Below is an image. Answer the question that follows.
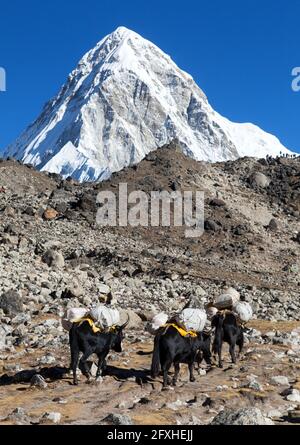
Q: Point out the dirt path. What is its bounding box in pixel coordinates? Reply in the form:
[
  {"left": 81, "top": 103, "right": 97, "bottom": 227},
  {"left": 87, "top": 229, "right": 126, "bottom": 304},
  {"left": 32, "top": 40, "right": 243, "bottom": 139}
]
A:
[{"left": 0, "top": 321, "right": 299, "bottom": 425}]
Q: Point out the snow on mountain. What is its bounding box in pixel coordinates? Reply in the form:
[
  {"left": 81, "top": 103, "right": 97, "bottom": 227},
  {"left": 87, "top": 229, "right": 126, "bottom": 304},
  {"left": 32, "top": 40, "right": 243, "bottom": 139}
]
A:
[{"left": 3, "top": 26, "right": 294, "bottom": 182}]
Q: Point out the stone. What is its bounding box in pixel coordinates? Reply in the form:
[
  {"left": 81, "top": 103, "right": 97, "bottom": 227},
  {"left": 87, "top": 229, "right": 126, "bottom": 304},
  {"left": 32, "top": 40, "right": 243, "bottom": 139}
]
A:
[
  {"left": 211, "top": 408, "right": 274, "bottom": 425},
  {"left": 42, "top": 250, "right": 65, "bottom": 269},
  {"left": 205, "top": 219, "right": 220, "bottom": 232},
  {"left": 42, "top": 412, "right": 62, "bottom": 424},
  {"left": 270, "top": 376, "right": 289, "bottom": 386},
  {"left": 98, "top": 283, "right": 111, "bottom": 295},
  {"left": 39, "top": 354, "right": 56, "bottom": 365},
  {"left": 288, "top": 410, "right": 300, "bottom": 422},
  {"left": 209, "top": 198, "right": 226, "bottom": 207},
  {"left": 0, "top": 290, "right": 24, "bottom": 316},
  {"left": 119, "top": 309, "right": 143, "bottom": 330},
  {"left": 268, "top": 219, "right": 278, "bottom": 232},
  {"left": 31, "top": 374, "right": 48, "bottom": 389},
  {"left": 250, "top": 172, "right": 270, "bottom": 188},
  {"left": 7, "top": 407, "right": 28, "bottom": 422},
  {"left": 286, "top": 389, "right": 300, "bottom": 403},
  {"left": 43, "top": 208, "right": 59, "bottom": 220},
  {"left": 104, "top": 413, "right": 133, "bottom": 426}
]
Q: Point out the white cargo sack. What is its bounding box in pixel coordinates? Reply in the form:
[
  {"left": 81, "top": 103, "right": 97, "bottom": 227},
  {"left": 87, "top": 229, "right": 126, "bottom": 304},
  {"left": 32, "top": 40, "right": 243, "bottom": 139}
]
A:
[
  {"left": 88, "top": 305, "right": 120, "bottom": 329},
  {"left": 214, "top": 289, "right": 240, "bottom": 310},
  {"left": 152, "top": 313, "right": 169, "bottom": 331},
  {"left": 233, "top": 302, "right": 253, "bottom": 323},
  {"left": 206, "top": 306, "right": 218, "bottom": 320},
  {"left": 61, "top": 308, "right": 89, "bottom": 332},
  {"left": 178, "top": 308, "right": 207, "bottom": 333}
]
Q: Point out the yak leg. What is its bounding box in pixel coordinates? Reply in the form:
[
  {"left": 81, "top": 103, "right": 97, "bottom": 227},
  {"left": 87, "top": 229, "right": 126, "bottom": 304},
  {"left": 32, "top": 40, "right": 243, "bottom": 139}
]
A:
[
  {"left": 95, "top": 354, "right": 106, "bottom": 382},
  {"left": 162, "top": 359, "right": 172, "bottom": 389},
  {"left": 172, "top": 362, "right": 180, "bottom": 386},
  {"left": 70, "top": 331, "right": 80, "bottom": 385},
  {"left": 79, "top": 352, "right": 93, "bottom": 383},
  {"left": 229, "top": 337, "right": 237, "bottom": 364},
  {"left": 189, "top": 362, "right": 196, "bottom": 382},
  {"left": 237, "top": 335, "right": 244, "bottom": 359},
  {"left": 216, "top": 342, "right": 223, "bottom": 369}
]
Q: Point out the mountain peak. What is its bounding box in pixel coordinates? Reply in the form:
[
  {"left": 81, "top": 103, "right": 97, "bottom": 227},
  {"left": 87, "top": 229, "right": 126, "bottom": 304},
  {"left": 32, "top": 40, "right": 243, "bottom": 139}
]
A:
[{"left": 4, "top": 28, "right": 293, "bottom": 182}]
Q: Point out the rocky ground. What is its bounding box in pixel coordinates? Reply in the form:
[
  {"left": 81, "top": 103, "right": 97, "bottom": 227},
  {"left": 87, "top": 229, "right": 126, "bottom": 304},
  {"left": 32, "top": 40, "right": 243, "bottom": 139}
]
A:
[{"left": 0, "top": 143, "right": 299, "bottom": 425}]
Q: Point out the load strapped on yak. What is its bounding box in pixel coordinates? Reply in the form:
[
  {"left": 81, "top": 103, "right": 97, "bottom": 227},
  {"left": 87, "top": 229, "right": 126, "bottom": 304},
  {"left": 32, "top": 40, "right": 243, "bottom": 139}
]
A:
[
  {"left": 61, "top": 305, "right": 121, "bottom": 333},
  {"left": 148, "top": 308, "right": 207, "bottom": 337},
  {"left": 211, "top": 287, "right": 253, "bottom": 325},
  {"left": 88, "top": 305, "right": 120, "bottom": 330}
]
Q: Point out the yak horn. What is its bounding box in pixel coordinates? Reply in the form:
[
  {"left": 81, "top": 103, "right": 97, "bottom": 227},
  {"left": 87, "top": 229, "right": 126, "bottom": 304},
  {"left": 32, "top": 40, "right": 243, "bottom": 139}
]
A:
[{"left": 120, "top": 314, "right": 130, "bottom": 329}]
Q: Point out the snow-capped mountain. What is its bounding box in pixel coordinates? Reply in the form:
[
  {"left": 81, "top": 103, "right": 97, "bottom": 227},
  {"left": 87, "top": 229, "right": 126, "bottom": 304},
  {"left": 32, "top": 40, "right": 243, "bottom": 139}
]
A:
[{"left": 4, "top": 26, "right": 293, "bottom": 182}]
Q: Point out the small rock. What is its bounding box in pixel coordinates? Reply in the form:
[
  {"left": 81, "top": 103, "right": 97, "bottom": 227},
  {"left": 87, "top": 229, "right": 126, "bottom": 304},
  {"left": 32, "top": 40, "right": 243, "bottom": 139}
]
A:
[
  {"left": 42, "top": 412, "right": 62, "bottom": 424},
  {"left": 31, "top": 374, "right": 48, "bottom": 389},
  {"left": 104, "top": 413, "right": 133, "bottom": 425},
  {"left": 43, "top": 208, "right": 59, "bottom": 220},
  {"left": 271, "top": 376, "right": 289, "bottom": 386},
  {"left": 286, "top": 390, "right": 300, "bottom": 403},
  {"left": 211, "top": 408, "right": 274, "bottom": 425},
  {"left": 98, "top": 284, "right": 111, "bottom": 295},
  {"left": 0, "top": 290, "right": 24, "bottom": 316},
  {"left": 42, "top": 250, "right": 65, "bottom": 269}
]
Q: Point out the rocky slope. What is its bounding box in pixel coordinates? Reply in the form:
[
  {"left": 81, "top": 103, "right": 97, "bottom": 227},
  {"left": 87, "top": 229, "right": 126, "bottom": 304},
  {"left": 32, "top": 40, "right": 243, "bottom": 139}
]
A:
[
  {"left": 0, "top": 145, "right": 299, "bottom": 425},
  {"left": 3, "top": 27, "right": 293, "bottom": 181}
]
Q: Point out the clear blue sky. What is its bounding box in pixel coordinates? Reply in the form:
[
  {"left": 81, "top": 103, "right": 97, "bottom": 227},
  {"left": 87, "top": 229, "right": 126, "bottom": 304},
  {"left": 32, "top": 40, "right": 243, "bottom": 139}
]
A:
[{"left": 0, "top": 0, "right": 299, "bottom": 152}]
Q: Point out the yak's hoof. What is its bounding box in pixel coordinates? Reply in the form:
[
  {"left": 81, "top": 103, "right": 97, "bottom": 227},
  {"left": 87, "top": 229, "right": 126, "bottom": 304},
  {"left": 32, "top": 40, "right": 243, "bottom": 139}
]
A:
[
  {"left": 95, "top": 377, "right": 103, "bottom": 385},
  {"left": 190, "top": 377, "right": 196, "bottom": 383},
  {"left": 73, "top": 381, "right": 79, "bottom": 386}
]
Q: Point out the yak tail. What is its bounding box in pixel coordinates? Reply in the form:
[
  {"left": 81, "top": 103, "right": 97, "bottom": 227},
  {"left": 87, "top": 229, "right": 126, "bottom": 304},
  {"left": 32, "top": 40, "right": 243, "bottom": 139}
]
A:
[{"left": 151, "top": 333, "right": 161, "bottom": 378}]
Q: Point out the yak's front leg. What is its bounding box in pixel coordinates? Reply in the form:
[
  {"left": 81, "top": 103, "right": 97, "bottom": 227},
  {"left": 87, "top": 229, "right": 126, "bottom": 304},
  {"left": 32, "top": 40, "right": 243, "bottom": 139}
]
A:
[{"left": 95, "top": 354, "right": 106, "bottom": 383}]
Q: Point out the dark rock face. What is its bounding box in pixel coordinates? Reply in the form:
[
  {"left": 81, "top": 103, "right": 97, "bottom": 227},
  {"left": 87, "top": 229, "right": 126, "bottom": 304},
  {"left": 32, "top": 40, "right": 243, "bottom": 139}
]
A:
[
  {"left": 0, "top": 290, "right": 24, "bottom": 316},
  {"left": 204, "top": 220, "right": 221, "bottom": 232},
  {"left": 268, "top": 219, "right": 278, "bottom": 232},
  {"left": 209, "top": 198, "right": 226, "bottom": 208}
]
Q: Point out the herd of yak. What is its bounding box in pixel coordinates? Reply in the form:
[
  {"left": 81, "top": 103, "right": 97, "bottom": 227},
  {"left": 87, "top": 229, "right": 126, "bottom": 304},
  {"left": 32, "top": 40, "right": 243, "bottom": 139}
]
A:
[{"left": 69, "top": 311, "right": 244, "bottom": 388}]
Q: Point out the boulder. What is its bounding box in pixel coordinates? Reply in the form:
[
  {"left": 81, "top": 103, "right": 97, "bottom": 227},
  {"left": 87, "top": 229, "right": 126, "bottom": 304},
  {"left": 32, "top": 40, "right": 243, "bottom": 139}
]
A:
[
  {"left": 31, "top": 374, "right": 48, "bottom": 389},
  {"left": 268, "top": 219, "right": 278, "bottom": 232},
  {"left": 250, "top": 172, "right": 271, "bottom": 188},
  {"left": 204, "top": 220, "right": 220, "bottom": 232},
  {"left": 270, "top": 376, "right": 289, "bottom": 386},
  {"left": 41, "top": 412, "right": 62, "bottom": 424},
  {"left": 211, "top": 408, "right": 274, "bottom": 425},
  {"left": 104, "top": 413, "right": 133, "bottom": 426},
  {"left": 0, "top": 290, "right": 24, "bottom": 316},
  {"left": 43, "top": 208, "right": 59, "bottom": 221},
  {"left": 42, "top": 250, "right": 65, "bottom": 269},
  {"left": 119, "top": 309, "right": 143, "bottom": 330},
  {"left": 209, "top": 198, "right": 226, "bottom": 207}
]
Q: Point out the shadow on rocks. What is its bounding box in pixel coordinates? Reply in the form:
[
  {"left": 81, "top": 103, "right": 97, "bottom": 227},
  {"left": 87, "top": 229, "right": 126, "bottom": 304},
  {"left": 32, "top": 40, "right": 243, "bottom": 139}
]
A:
[{"left": 0, "top": 366, "right": 69, "bottom": 386}]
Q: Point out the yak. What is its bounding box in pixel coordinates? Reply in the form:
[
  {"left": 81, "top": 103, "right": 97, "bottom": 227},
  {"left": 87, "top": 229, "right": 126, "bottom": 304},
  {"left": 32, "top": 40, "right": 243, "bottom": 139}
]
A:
[
  {"left": 211, "top": 312, "right": 244, "bottom": 368},
  {"left": 151, "top": 325, "right": 211, "bottom": 389},
  {"left": 69, "top": 316, "right": 129, "bottom": 385}
]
